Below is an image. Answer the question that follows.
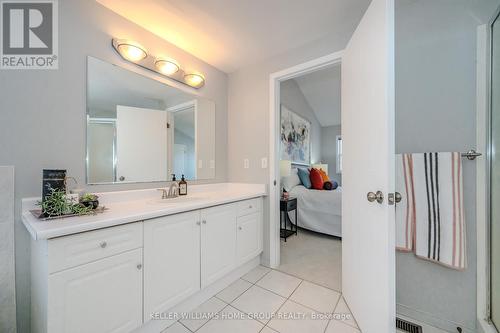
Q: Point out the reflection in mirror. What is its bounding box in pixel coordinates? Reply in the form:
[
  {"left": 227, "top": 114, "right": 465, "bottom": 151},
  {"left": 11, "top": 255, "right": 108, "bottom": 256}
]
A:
[{"left": 86, "top": 56, "right": 216, "bottom": 184}]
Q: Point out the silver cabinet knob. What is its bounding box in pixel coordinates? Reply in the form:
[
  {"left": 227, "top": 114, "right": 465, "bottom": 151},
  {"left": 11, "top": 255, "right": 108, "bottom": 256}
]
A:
[
  {"left": 202, "top": 220, "right": 207, "bottom": 224},
  {"left": 119, "top": 176, "right": 125, "bottom": 181},
  {"left": 238, "top": 226, "right": 242, "bottom": 230},
  {"left": 367, "top": 191, "right": 384, "bottom": 204},
  {"left": 137, "top": 264, "right": 142, "bottom": 270},
  {"left": 196, "top": 221, "right": 201, "bottom": 226},
  {"left": 100, "top": 241, "right": 107, "bottom": 248},
  {"left": 249, "top": 205, "right": 253, "bottom": 209}
]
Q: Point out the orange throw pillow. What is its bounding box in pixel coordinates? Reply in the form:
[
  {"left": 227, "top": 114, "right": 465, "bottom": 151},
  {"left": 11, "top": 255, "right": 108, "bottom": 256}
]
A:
[
  {"left": 318, "top": 169, "right": 329, "bottom": 182},
  {"left": 309, "top": 168, "right": 324, "bottom": 190}
]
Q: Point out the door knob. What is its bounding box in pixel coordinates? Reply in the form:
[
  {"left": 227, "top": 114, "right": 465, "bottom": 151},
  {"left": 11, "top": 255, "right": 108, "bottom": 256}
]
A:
[
  {"left": 367, "top": 191, "right": 384, "bottom": 204},
  {"left": 395, "top": 192, "right": 402, "bottom": 203}
]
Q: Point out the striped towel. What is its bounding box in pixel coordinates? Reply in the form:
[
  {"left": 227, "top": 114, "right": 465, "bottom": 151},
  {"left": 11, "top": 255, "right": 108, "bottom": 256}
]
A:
[{"left": 396, "top": 152, "right": 466, "bottom": 270}]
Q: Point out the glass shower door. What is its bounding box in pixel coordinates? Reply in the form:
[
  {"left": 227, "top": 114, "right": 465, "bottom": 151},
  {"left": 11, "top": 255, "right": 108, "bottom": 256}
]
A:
[{"left": 491, "top": 9, "right": 500, "bottom": 331}]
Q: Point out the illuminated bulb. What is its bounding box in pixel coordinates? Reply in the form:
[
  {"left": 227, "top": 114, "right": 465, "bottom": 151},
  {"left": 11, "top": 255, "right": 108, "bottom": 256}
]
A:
[
  {"left": 184, "top": 73, "right": 205, "bottom": 88},
  {"left": 155, "top": 58, "right": 180, "bottom": 75},
  {"left": 116, "top": 41, "right": 147, "bottom": 62}
]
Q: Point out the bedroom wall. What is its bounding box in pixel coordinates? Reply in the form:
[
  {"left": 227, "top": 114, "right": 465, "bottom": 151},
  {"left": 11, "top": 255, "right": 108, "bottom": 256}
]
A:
[
  {"left": 280, "top": 79, "right": 322, "bottom": 165},
  {"left": 0, "top": 1, "right": 228, "bottom": 331},
  {"left": 395, "top": 1, "right": 498, "bottom": 331},
  {"left": 321, "top": 125, "right": 342, "bottom": 185}
]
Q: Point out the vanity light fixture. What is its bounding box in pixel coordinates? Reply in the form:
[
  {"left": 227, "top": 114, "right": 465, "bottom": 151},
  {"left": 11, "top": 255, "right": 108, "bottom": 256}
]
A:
[
  {"left": 112, "top": 38, "right": 206, "bottom": 89},
  {"left": 115, "top": 39, "right": 147, "bottom": 62},
  {"left": 155, "top": 57, "right": 180, "bottom": 75},
  {"left": 184, "top": 73, "right": 205, "bottom": 88}
]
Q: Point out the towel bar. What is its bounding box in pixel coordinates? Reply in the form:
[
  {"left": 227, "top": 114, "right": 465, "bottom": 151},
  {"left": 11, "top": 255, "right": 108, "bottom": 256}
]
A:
[{"left": 461, "top": 150, "right": 482, "bottom": 160}]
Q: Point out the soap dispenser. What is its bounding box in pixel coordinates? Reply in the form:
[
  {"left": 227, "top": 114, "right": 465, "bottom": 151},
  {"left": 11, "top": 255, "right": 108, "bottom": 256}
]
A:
[{"left": 179, "top": 175, "right": 187, "bottom": 196}]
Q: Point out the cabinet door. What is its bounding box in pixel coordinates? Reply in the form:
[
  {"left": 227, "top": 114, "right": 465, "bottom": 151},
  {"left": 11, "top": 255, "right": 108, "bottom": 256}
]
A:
[
  {"left": 48, "top": 249, "right": 143, "bottom": 333},
  {"left": 201, "top": 204, "right": 237, "bottom": 287},
  {"left": 237, "top": 212, "right": 263, "bottom": 264},
  {"left": 144, "top": 211, "right": 200, "bottom": 320}
]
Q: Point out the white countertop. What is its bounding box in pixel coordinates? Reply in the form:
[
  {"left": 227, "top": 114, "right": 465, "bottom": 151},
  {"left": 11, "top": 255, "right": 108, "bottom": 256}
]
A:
[{"left": 22, "top": 183, "right": 267, "bottom": 240}]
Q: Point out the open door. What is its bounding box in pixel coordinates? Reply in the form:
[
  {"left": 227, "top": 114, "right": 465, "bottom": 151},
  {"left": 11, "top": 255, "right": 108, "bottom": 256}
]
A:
[{"left": 341, "top": 0, "right": 395, "bottom": 332}]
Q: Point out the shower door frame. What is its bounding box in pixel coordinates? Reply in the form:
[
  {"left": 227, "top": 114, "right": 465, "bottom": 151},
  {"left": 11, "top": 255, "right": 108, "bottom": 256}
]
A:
[{"left": 487, "top": 5, "right": 500, "bottom": 331}]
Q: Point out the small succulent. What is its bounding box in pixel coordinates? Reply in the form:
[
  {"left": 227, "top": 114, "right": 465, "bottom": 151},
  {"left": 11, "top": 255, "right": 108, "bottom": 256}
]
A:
[{"left": 80, "top": 193, "right": 98, "bottom": 202}]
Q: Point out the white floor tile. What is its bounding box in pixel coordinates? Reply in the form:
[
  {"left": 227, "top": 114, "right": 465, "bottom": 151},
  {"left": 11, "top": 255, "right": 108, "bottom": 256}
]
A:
[
  {"left": 197, "top": 306, "right": 263, "bottom": 333},
  {"left": 216, "top": 278, "right": 253, "bottom": 303},
  {"left": 267, "top": 300, "right": 329, "bottom": 333},
  {"left": 232, "top": 285, "right": 286, "bottom": 324},
  {"left": 333, "top": 297, "right": 358, "bottom": 329},
  {"left": 179, "top": 297, "right": 226, "bottom": 331},
  {"left": 325, "top": 319, "right": 360, "bottom": 333},
  {"left": 256, "top": 270, "right": 302, "bottom": 297},
  {"left": 290, "top": 280, "right": 341, "bottom": 314},
  {"left": 241, "top": 265, "right": 271, "bottom": 283},
  {"left": 161, "top": 322, "right": 191, "bottom": 333}
]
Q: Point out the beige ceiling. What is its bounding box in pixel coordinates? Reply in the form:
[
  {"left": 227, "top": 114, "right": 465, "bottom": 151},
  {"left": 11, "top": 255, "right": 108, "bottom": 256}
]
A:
[{"left": 96, "top": 0, "right": 371, "bottom": 73}]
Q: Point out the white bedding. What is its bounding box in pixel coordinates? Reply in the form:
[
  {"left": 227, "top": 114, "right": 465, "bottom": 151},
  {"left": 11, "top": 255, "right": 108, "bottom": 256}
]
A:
[{"left": 288, "top": 185, "right": 342, "bottom": 237}]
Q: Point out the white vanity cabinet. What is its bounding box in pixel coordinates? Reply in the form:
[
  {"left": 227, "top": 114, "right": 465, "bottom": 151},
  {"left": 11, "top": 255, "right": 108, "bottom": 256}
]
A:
[
  {"left": 200, "top": 204, "right": 238, "bottom": 287},
  {"left": 28, "top": 195, "right": 264, "bottom": 333},
  {"left": 48, "top": 249, "right": 143, "bottom": 333},
  {"left": 143, "top": 211, "right": 201, "bottom": 320}
]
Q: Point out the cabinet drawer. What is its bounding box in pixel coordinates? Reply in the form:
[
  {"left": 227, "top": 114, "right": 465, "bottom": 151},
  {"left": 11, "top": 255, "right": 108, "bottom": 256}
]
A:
[
  {"left": 48, "top": 222, "right": 143, "bottom": 273},
  {"left": 237, "top": 198, "right": 261, "bottom": 217}
]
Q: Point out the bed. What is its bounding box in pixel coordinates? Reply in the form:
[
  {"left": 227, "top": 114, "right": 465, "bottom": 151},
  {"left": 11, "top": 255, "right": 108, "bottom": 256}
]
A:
[{"left": 288, "top": 184, "right": 342, "bottom": 237}]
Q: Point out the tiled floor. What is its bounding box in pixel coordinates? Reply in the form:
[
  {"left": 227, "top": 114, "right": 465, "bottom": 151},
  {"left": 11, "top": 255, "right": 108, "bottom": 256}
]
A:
[{"left": 161, "top": 266, "right": 360, "bottom": 333}]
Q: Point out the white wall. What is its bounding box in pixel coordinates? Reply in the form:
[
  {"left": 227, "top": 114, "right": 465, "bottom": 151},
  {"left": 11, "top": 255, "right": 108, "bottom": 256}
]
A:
[
  {"left": 395, "top": 1, "right": 499, "bottom": 331},
  {"left": 0, "top": 167, "right": 16, "bottom": 333},
  {"left": 280, "top": 79, "right": 322, "bottom": 164},
  {"left": 321, "top": 125, "right": 342, "bottom": 185},
  {"left": 0, "top": 1, "right": 228, "bottom": 331}
]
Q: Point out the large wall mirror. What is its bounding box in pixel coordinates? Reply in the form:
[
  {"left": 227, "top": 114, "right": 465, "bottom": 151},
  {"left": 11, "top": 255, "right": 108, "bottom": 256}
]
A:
[{"left": 86, "top": 56, "right": 216, "bottom": 184}]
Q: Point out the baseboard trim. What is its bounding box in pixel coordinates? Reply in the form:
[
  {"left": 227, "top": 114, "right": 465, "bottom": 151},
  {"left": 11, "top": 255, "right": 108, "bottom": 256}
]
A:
[
  {"left": 397, "top": 303, "right": 475, "bottom": 333},
  {"left": 135, "top": 257, "right": 260, "bottom": 333}
]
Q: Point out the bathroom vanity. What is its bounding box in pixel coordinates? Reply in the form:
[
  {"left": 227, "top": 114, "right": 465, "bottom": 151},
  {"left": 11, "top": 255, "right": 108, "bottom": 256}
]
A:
[{"left": 22, "top": 183, "right": 266, "bottom": 333}]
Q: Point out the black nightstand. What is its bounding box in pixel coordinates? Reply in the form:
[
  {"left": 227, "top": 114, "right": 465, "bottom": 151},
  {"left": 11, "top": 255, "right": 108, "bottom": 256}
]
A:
[{"left": 280, "top": 197, "right": 298, "bottom": 241}]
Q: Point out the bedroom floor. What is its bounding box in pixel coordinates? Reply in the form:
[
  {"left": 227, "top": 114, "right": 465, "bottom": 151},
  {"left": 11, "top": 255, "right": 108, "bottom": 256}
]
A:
[{"left": 278, "top": 228, "right": 342, "bottom": 292}]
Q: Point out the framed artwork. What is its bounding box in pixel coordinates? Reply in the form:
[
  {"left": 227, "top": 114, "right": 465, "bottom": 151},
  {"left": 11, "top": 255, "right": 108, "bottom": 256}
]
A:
[{"left": 280, "top": 105, "right": 311, "bottom": 165}]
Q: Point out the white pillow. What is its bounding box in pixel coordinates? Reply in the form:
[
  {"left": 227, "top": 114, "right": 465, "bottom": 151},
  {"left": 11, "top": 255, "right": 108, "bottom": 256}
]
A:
[{"left": 281, "top": 169, "right": 301, "bottom": 192}]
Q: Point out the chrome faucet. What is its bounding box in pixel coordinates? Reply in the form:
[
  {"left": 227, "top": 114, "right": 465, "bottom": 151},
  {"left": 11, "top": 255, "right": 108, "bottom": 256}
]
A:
[
  {"left": 157, "top": 182, "right": 179, "bottom": 200},
  {"left": 168, "top": 182, "right": 179, "bottom": 198}
]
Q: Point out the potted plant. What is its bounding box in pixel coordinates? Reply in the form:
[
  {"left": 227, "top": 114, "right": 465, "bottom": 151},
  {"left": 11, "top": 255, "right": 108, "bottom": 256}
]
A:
[
  {"left": 38, "top": 186, "right": 93, "bottom": 218},
  {"left": 80, "top": 193, "right": 99, "bottom": 209}
]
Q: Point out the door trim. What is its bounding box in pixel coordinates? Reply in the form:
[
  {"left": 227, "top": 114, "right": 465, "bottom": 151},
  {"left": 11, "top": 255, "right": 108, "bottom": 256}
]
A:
[{"left": 268, "top": 51, "right": 343, "bottom": 268}]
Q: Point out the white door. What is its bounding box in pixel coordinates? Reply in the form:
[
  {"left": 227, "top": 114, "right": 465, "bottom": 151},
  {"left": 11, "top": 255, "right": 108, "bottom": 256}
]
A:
[
  {"left": 201, "top": 204, "right": 237, "bottom": 288},
  {"left": 143, "top": 211, "right": 201, "bottom": 320},
  {"left": 116, "top": 105, "right": 168, "bottom": 182},
  {"left": 341, "top": 0, "right": 395, "bottom": 332},
  {"left": 48, "top": 249, "right": 143, "bottom": 333}
]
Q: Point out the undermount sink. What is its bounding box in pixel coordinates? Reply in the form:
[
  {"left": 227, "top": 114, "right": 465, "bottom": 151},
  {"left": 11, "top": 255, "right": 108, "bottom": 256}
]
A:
[{"left": 147, "top": 196, "right": 205, "bottom": 205}]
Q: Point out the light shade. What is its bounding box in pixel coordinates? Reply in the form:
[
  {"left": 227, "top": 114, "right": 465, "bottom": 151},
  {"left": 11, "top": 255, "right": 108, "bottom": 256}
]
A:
[
  {"left": 155, "top": 57, "right": 180, "bottom": 75},
  {"left": 184, "top": 73, "right": 205, "bottom": 88},
  {"left": 280, "top": 160, "right": 292, "bottom": 177},
  {"left": 116, "top": 40, "right": 147, "bottom": 62},
  {"left": 312, "top": 163, "right": 328, "bottom": 175}
]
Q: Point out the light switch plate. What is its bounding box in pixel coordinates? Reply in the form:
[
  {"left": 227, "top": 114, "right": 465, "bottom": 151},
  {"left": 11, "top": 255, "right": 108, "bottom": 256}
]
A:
[
  {"left": 244, "top": 159, "right": 250, "bottom": 169},
  {"left": 261, "top": 157, "right": 268, "bottom": 169}
]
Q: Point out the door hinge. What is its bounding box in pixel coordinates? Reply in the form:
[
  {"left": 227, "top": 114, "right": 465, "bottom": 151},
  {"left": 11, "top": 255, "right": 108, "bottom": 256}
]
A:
[
  {"left": 273, "top": 180, "right": 277, "bottom": 186},
  {"left": 167, "top": 122, "right": 170, "bottom": 129}
]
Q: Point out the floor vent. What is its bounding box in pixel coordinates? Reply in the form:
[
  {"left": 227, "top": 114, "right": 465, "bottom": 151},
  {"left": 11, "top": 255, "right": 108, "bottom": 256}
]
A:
[{"left": 396, "top": 317, "right": 423, "bottom": 333}]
